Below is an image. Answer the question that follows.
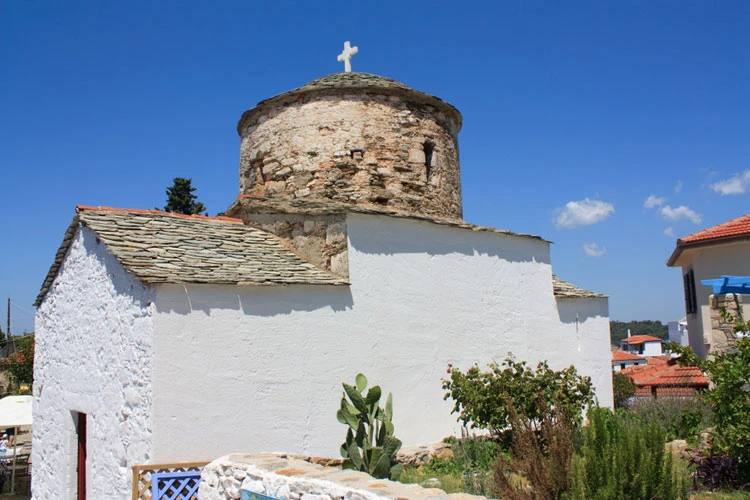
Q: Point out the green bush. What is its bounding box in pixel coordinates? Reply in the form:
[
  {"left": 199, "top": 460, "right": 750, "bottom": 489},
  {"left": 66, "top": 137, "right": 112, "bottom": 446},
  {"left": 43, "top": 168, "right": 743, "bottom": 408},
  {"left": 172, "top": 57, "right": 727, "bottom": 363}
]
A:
[
  {"left": 399, "top": 436, "right": 499, "bottom": 495},
  {"left": 702, "top": 337, "right": 750, "bottom": 484},
  {"left": 442, "top": 356, "right": 595, "bottom": 438},
  {"left": 612, "top": 372, "right": 636, "bottom": 410},
  {"left": 569, "top": 407, "right": 687, "bottom": 500},
  {"left": 628, "top": 397, "right": 711, "bottom": 443}
]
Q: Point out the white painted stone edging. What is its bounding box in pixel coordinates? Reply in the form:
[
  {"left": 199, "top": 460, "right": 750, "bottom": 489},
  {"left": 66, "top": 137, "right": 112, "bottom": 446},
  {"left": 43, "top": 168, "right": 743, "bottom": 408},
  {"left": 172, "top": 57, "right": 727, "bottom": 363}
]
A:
[{"left": 198, "top": 453, "right": 486, "bottom": 500}]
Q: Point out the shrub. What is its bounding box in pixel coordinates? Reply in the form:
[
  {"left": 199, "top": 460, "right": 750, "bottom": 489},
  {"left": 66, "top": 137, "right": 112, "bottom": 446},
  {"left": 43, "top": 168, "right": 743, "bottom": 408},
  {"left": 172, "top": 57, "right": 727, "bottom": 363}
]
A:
[
  {"left": 337, "top": 373, "right": 403, "bottom": 480},
  {"left": 686, "top": 442, "right": 740, "bottom": 491},
  {"left": 702, "top": 337, "right": 750, "bottom": 484},
  {"left": 569, "top": 407, "right": 687, "bottom": 500},
  {"left": 492, "top": 397, "right": 576, "bottom": 500},
  {"left": 612, "top": 372, "right": 636, "bottom": 409},
  {"left": 628, "top": 397, "right": 711, "bottom": 443},
  {"left": 442, "top": 356, "right": 595, "bottom": 438}
]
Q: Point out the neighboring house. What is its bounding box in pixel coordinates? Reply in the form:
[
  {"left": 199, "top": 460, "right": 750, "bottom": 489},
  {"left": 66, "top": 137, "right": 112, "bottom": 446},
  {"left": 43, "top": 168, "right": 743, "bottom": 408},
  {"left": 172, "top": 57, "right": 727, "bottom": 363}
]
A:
[
  {"left": 621, "top": 357, "right": 708, "bottom": 398},
  {"left": 612, "top": 350, "right": 646, "bottom": 372},
  {"left": 32, "top": 72, "right": 614, "bottom": 499},
  {"left": 620, "top": 335, "right": 664, "bottom": 357},
  {"left": 667, "top": 317, "right": 689, "bottom": 346},
  {"left": 667, "top": 213, "right": 750, "bottom": 358}
]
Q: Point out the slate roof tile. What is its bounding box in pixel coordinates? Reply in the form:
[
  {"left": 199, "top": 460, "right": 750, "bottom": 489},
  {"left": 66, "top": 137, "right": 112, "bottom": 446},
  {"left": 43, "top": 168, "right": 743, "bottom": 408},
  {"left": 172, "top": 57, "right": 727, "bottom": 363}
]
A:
[
  {"left": 552, "top": 276, "right": 607, "bottom": 299},
  {"left": 35, "top": 206, "right": 348, "bottom": 305}
]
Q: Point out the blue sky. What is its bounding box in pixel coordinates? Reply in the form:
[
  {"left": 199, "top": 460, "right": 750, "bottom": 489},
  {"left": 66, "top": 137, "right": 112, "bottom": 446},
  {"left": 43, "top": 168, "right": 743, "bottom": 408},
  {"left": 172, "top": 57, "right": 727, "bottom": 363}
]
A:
[{"left": 2, "top": 1, "right": 749, "bottom": 334}]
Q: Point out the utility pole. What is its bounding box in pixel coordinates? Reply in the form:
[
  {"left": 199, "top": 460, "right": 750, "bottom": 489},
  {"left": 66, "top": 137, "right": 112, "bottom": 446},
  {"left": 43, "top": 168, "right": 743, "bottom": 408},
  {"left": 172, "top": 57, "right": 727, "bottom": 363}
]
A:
[{"left": 6, "top": 297, "right": 10, "bottom": 340}]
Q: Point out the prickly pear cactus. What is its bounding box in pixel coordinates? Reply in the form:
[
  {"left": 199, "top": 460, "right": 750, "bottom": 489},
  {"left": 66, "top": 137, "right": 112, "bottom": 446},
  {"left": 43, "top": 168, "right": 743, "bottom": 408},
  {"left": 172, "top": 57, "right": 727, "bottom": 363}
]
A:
[{"left": 337, "top": 373, "right": 403, "bottom": 480}]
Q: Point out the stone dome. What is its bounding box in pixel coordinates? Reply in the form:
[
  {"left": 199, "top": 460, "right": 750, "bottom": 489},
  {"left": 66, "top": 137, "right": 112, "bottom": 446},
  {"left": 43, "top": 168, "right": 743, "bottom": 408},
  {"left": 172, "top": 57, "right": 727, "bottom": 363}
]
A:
[{"left": 237, "top": 72, "right": 464, "bottom": 219}]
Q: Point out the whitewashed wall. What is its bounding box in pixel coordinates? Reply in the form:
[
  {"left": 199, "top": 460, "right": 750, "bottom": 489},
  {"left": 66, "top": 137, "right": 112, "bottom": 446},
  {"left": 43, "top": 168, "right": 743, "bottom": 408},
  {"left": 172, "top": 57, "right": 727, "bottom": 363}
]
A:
[
  {"left": 151, "top": 214, "right": 612, "bottom": 462},
  {"left": 33, "top": 227, "right": 155, "bottom": 500}
]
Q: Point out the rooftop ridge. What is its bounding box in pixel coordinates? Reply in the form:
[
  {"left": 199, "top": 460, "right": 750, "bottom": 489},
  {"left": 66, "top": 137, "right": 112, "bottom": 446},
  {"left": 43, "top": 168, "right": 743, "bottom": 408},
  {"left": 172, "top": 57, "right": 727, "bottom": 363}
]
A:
[{"left": 76, "top": 205, "right": 243, "bottom": 223}]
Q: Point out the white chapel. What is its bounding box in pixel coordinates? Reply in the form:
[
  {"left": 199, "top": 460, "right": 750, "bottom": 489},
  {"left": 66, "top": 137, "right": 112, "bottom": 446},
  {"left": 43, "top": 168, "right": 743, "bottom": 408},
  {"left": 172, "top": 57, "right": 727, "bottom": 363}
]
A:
[{"left": 32, "top": 53, "right": 613, "bottom": 498}]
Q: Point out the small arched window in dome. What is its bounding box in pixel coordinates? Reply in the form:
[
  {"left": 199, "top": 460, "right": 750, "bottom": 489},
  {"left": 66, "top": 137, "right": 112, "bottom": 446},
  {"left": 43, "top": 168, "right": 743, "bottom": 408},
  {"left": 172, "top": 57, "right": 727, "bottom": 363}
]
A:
[
  {"left": 252, "top": 158, "right": 265, "bottom": 185},
  {"left": 423, "top": 141, "right": 434, "bottom": 184}
]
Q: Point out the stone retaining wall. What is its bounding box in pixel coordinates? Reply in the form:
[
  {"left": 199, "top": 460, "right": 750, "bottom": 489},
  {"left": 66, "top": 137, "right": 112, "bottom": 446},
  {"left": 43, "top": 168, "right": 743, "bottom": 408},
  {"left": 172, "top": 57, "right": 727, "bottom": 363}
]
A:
[{"left": 198, "top": 453, "right": 484, "bottom": 500}]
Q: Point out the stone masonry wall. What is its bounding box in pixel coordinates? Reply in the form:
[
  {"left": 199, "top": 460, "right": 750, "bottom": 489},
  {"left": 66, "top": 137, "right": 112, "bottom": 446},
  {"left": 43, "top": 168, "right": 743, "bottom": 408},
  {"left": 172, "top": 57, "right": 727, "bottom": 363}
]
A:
[
  {"left": 199, "top": 453, "right": 484, "bottom": 500},
  {"left": 242, "top": 213, "right": 349, "bottom": 278},
  {"left": 238, "top": 92, "right": 462, "bottom": 219},
  {"left": 708, "top": 292, "right": 742, "bottom": 357}
]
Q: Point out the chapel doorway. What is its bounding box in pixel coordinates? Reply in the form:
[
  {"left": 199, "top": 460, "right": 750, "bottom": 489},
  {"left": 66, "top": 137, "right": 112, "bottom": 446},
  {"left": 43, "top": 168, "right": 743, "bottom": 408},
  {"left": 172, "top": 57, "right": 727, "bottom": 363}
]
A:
[{"left": 76, "top": 412, "right": 87, "bottom": 500}]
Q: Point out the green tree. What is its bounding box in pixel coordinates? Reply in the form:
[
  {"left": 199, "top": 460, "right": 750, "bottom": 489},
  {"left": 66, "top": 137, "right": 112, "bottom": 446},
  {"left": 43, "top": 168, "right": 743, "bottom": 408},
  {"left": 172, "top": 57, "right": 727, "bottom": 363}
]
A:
[
  {"left": 610, "top": 320, "right": 668, "bottom": 345},
  {"left": 612, "top": 372, "right": 636, "bottom": 409},
  {"left": 442, "top": 356, "right": 595, "bottom": 438},
  {"left": 163, "top": 177, "right": 207, "bottom": 215},
  {"left": 4, "top": 334, "right": 34, "bottom": 391}
]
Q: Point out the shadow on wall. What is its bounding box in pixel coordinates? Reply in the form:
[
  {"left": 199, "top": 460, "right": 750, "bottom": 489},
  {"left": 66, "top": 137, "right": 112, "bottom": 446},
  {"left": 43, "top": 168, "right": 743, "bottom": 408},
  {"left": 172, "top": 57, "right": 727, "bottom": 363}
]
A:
[
  {"left": 154, "top": 284, "right": 354, "bottom": 317},
  {"left": 348, "top": 214, "right": 551, "bottom": 265},
  {"left": 556, "top": 297, "right": 609, "bottom": 325},
  {"left": 85, "top": 227, "right": 156, "bottom": 308}
]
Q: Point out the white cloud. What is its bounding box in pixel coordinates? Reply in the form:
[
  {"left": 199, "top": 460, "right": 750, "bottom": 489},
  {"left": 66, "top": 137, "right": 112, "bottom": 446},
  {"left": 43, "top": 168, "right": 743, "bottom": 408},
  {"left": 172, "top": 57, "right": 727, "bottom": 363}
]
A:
[
  {"left": 664, "top": 227, "right": 675, "bottom": 237},
  {"left": 583, "top": 242, "right": 606, "bottom": 257},
  {"left": 674, "top": 180, "right": 683, "bottom": 193},
  {"left": 553, "top": 198, "right": 615, "bottom": 229},
  {"left": 710, "top": 170, "right": 750, "bottom": 196},
  {"left": 644, "top": 195, "right": 666, "bottom": 208},
  {"left": 660, "top": 205, "right": 702, "bottom": 224}
]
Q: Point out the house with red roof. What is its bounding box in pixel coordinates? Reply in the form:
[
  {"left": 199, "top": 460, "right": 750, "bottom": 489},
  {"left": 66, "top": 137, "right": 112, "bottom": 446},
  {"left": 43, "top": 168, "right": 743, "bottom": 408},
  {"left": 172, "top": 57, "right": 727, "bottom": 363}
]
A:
[
  {"left": 611, "top": 350, "right": 646, "bottom": 372},
  {"left": 620, "top": 357, "right": 708, "bottom": 398},
  {"left": 667, "top": 213, "right": 750, "bottom": 358},
  {"left": 620, "top": 334, "right": 664, "bottom": 357}
]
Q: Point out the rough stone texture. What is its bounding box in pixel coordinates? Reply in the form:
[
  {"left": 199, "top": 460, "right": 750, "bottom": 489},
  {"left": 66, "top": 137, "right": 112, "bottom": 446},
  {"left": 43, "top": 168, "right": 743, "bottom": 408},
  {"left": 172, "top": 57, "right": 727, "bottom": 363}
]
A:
[
  {"left": 198, "top": 453, "right": 485, "bottom": 500},
  {"left": 237, "top": 73, "right": 463, "bottom": 220},
  {"left": 32, "top": 226, "right": 155, "bottom": 499},
  {"left": 241, "top": 212, "right": 349, "bottom": 278},
  {"left": 708, "top": 292, "right": 742, "bottom": 356},
  {"left": 396, "top": 443, "right": 454, "bottom": 468}
]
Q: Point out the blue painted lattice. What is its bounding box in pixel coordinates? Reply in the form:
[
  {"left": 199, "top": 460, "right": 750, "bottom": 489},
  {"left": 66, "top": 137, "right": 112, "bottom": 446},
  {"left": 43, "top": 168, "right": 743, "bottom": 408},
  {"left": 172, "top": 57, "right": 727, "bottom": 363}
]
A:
[
  {"left": 701, "top": 275, "right": 750, "bottom": 295},
  {"left": 152, "top": 470, "right": 202, "bottom": 500}
]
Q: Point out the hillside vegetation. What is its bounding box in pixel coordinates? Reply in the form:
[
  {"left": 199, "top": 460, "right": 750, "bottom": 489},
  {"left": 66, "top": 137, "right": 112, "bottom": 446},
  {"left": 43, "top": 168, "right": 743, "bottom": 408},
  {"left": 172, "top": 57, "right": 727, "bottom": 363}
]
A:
[{"left": 610, "top": 320, "right": 668, "bottom": 345}]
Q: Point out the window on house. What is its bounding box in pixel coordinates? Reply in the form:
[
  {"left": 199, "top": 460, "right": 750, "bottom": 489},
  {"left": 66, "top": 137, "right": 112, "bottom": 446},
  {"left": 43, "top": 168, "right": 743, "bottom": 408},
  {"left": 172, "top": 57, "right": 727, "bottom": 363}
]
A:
[{"left": 684, "top": 268, "right": 697, "bottom": 314}]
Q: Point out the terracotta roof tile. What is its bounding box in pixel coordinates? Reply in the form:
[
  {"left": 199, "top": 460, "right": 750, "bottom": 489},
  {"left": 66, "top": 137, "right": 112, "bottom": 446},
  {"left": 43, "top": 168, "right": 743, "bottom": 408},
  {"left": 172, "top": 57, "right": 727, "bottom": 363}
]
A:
[
  {"left": 667, "top": 213, "right": 750, "bottom": 266},
  {"left": 621, "top": 335, "right": 663, "bottom": 344},
  {"left": 612, "top": 351, "right": 646, "bottom": 362},
  {"left": 621, "top": 360, "right": 708, "bottom": 390},
  {"left": 35, "top": 206, "right": 348, "bottom": 305},
  {"left": 681, "top": 213, "right": 750, "bottom": 244}
]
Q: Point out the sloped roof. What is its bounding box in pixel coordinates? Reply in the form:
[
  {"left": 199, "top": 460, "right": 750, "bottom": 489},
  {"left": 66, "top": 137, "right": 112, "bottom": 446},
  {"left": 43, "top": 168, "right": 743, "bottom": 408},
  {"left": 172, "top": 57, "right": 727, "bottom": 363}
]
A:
[
  {"left": 667, "top": 213, "right": 750, "bottom": 266},
  {"left": 621, "top": 335, "right": 663, "bottom": 345},
  {"left": 552, "top": 276, "right": 607, "bottom": 299},
  {"left": 35, "top": 206, "right": 348, "bottom": 306},
  {"left": 612, "top": 351, "right": 646, "bottom": 363},
  {"left": 621, "top": 359, "right": 707, "bottom": 389},
  {"left": 238, "top": 72, "right": 462, "bottom": 135},
  {"left": 229, "top": 196, "right": 550, "bottom": 243}
]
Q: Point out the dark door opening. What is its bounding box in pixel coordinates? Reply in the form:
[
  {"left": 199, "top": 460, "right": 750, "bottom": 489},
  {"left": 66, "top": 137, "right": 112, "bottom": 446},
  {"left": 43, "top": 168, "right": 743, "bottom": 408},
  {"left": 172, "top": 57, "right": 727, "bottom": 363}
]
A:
[{"left": 77, "top": 412, "right": 87, "bottom": 500}]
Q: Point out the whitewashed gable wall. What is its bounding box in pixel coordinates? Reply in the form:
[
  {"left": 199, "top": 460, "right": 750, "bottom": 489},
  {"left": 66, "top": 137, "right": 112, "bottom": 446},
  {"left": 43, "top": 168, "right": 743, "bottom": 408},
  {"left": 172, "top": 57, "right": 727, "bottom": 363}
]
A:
[{"left": 33, "top": 226, "right": 155, "bottom": 500}]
